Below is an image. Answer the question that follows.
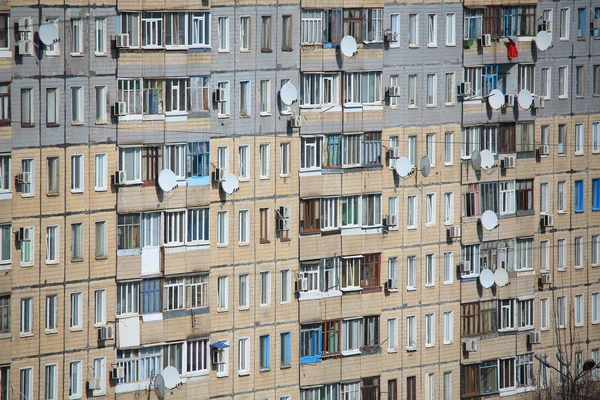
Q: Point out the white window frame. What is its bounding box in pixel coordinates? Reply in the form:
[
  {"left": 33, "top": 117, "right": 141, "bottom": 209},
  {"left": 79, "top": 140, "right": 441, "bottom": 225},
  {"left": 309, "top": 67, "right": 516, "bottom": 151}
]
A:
[
  {"left": 280, "top": 269, "right": 291, "bottom": 304},
  {"left": 217, "top": 276, "right": 228, "bottom": 311},
  {"left": 46, "top": 225, "right": 59, "bottom": 264},
  {"left": 238, "top": 145, "right": 250, "bottom": 181},
  {"left": 560, "top": 8, "right": 570, "bottom": 41},
  {"left": 390, "top": 14, "right": 400, "bottom": 48},
  {"left": 260, "top": 271, "right": 271, "bottom": 306},
  {"left": 446, "top": 13, "right": 456, "bottom": 46},
  {"left": 444, "top": 192, "right": 454, "bottom": 224},
  {"left": 218, "top": 17, "right": 229, "bottom": 51},
  {"left": 575, "top": 123, "right": 584, "bottom": 155},
  {"left": 238, "top": 337, "right": 250, "bottom": 375},
  {"left": 443, "top": 252, "right": 454, "bottom": 284},
  {"left": 425, "top": 254, "right": 435, "bottom": 287},
  {"left": 387, "top": 317, "right": 398, "bottom": 352},
  {"left": 71, "top": 86, "right": 84, "bottom": 124},
  {"left": 409, "top": 14, "right": 419, "bottom": 47},
  {"left": 45, "top": 363, "right": 58, "bottom": 400},
  {"left": 575, "top": 294, "right": 584, "bottom": 327},
  {"left": 407, "top": 256, "right": 416, "bottom": 290},
  {"left": 70, "top": 154, "right": 84, "bottom": 193},
  {"left": 406, "top": 315, "right": 416, "bottom": 350},
  {"left": 592, "top": 292, "right": 600, "bottom": 324},
  {"left": 71, "top": 18, "right": 83, "bottom": 55},
  {"left": 259, "top": 144, "right": 270, "bottom": 178},
  {"left": 45, "top": 294, "right": 58, "bottom": 332},
  {"left": 69, "top": 360, "right": 82, "bottom": 399},
  {"left": 240, "top": 16, "right": 251, "bottom": 51},
  {"left": 408, "top": 74, "right": 418, "bottom": 108},
  {"left": 443, "top": 311, "right": 453, "bottom": 344},
  {"left": 427, "top": 14, "right": 437, "bottom": 47},
  {"left": 260, "top": 80, "right": 271, "bottom": 115},
  {"left": 95, "top": 17, "right": 107, "bottom": 55},
  {"left": 445, "top": 72, "right": 455, "bottom": 105},
  {"left": 94, "top": 153, "right": 107, "bottom": 191},
  {"left": 217, "top": 211, "right": 228, "bottom": 247},
  {"left": 407, "top": 195, "right": 417, "bottom": 229},
  {"left": 558, "top": 66, "right": 569, "bottom": 99},
  {"left": 238, "top": 209, "right": 249, "bottom": 245},
  {"left": 425, "top": 313, "right": 435, "bottom": 347},
  {"left": 70, "top": 292, "right": 83, "bottom": 330},
  {"left": 280, "top": 143, "right": 290, "bottom": 177},
  {"left": 540, "top": 297, "right": 549, "bottom": 330},
  {"left": 94, "top": 289, "right": 106, "bottom": 326}
]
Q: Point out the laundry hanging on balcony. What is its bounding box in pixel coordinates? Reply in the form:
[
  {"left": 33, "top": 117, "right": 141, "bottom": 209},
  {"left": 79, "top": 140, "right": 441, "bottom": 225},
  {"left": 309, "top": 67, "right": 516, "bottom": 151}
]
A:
[{"left": 507, "top": 40, "right": 518, "bottom": 59}]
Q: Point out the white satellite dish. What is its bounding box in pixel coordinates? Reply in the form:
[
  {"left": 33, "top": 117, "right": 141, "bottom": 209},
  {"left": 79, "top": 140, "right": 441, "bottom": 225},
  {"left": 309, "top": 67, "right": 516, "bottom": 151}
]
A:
[
  {"left": 221, "top": 173, "right": 240, "bottom": 195},
  {"left": 479, "top": 269, "right": 495, "bottom": 289},
  {"left": 340, "top": 36, "right": 358, "bottom": 58},
  {"left": 488, "top": 89, "right": 505, "bottom": 110},
  {"left": 494, "top": 268, "right": 509, "bottom": 287},
  {"left": 158, "top": 169, "right": 178, "bottom": 192},
  {"left": 479, "top": 149, "right": 495, "bottom": 170},
  {"left": 162, "top": 366, "right": 180, "bottom": 390},
  {"left": 471, "top": 150, "right": 481, "bottom": 171},
  {"left": 154, "top": 374, "right": 165, "bottom": 400},
  {"left": 280, "top": 82, "right": 298, "bottom": 106},
  {"left": 394, "top": 157, "right": 413, "bottom": 178},
  {"left": 535, "top": 30, "right": 552, "bottom": 51},
  {"left": 481, "top": 210, "right": 499, "bottom": 231},
  {"left": 517, "top": 89, "right": 533, "bottom": 110},
  {"left": 38, "top": 22, "right": 59, "bottom": 46},
  {"left": 420, "top": 156, "right": 431, "bottom": 178}
]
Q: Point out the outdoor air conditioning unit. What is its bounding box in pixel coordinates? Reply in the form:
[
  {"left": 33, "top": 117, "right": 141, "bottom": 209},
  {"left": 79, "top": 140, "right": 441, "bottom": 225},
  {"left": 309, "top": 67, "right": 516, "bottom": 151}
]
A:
[
  {"left": 212, "top": 349, "right": 226, "bottom": 365},
  {"left": 386, "top": 278, "right": 398, "bottom": 290},
  {"left": 528, "top": 330, "right": 541, "bottom": 344},
  {"left": 17, "top": 171, "right": 31, "bottom": 184},
  {"left": 17, "top": 40, "right": 34, "bottom": 56},
  {"left": 464, "top": 339, "right": 478, "bottom": 352},
  {"left": 115, "top": 33, "right": 130, "bottom": 48},
  {"left": 459, "top": 261, "right": 471, "bottom": 274},
  {"left": 18, "top": 227, "right": 32, "bottom": 242},
  {"left": 538, "top": 145, "right": 550, "bottom": 156},
  {"left": 88, "top": 378, "right": 102, "bottom": 390},
  {"left": 541, "top": 214, "right": 554, "bottom": 228},
  {"left": 296, "top": 276, "right": 308, "bottom": 292},
  {"left": 480, "top": 34, "right": 492, "bottom": 47},
  {"left": 504, "top": 94, "right": 515, "bottom": 107},
  {"left": 501, "top": 155, "right": 516, "bottom": 169},
  {"left": 278, "top": 216, "right": 291, "bottom": 232},
  {"left": 288, "top": 115, "right": 301, "bottom": 128},
  {"left": 540, "top": 273, "right": 552, "bottom": 285},
  {"left": 113, "top": 170, "right": 126, "bottom": 185},
  {"left": 385, "top": 214, "right": 398, "bottom": 227},
  {"left": 447, "top": 226, "right": 461, "bottom": 239},
  {"left": 214, "top": 88, "right": 226, "bottom": 102},
  {"left": 111, "top": 367, "right": 124, "bottom": 380},
  {"left": 388, "top": 147, "right": 400, "bottom": 159},
  {"left": 99, "top": 325, "right": 114, "bottom": 340},
  {"left": 593, "top": 19, "right": 600, "bottom": 30},
  {"left": 113, "top": 101, "right": 127, "bottom": 116},
  {"left": 458, "top": 82, "right": 472, "bottom": 97},
  {"left": 384, "top": 31, "right": 398, "bottom": 43},
  {"left": 18, "top": 17, "right": 33, "bottom": 32},
  {"left": 214, "top": 167, "right": 226, "bottom": 182},
  {"left": 533, "top": 96, "right": 545, "bottom": 109},
  {"left": 388, "top": 86, "right": 400, "bottom": 97}
]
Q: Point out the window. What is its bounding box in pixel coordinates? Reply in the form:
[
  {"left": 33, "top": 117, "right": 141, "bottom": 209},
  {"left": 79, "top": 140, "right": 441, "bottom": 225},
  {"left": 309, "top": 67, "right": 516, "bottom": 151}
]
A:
[
  {"left": 0, "top": 85, "right": 8, "bottom": 125},
  {"left": 575, "top": 66, "right": 585, "bottom": 97},
  {"left": 187, "top": 208, "right": 209, "bottom": 244},
  {"left": 559, "top": 66, "right": 568, "bottom": 98},
  {"left": 462, "top": 183, "right": 480, "bottom": 217},
  {"left": 341, "top": 196, "right": 359, "bottom": 227},
  {"left": 342, "top": 318, "right": 361, "bottom": 353},
  {"left": 117, "top": 214, "right": 140, "bottom": 251},
  {"left": 279, "top": 332, "right": 291, "bottom": 367},
  {"left": 117, "top": 281, "right": 139, "bottom": 315},
  {"left": 592, "top": 292, "right": 600, "bottom": 323},
  {"left": 237, "top": 145, "right": 250, "bottom": 180},
  {"left": 95, "top": 18, "right": 106, "bottom": 54},
  {"left": 443, "top": 252, "right": 454, "bottom": 284},
  {"left": 575, "top": 180, "right": 584, "bottom": 212},
  {"left": 557, "top": 181, "right": 566, "bottom": 212},
  {"left": 537, "top": 298, "right": 550, "bottom": 331},
  {"left": 387, "top": 318, "right": 398, "bottom": 351},
  {"left": 499, "top": 181, "right": 515, "bottom": 215},
  {"left": 69, "top": 360, "right": 83, "bottom": 398},
  {"left": 540, "top": 240, "right": 549, "bottom": 271},
  {"left": 407, "top": 195, "right": 417, "bottom": 228},
  {"left": 540, "top": 67, "right": 551, "bottom": 99},
  {"left": 516, "top": 238, "right": 533, "bottom": 271},
  {"left": 163, "top": 275, "right": 208, "bottom": 311},
  {"left": 321, "top": 319, "right": 340, "bottom": 356},
  {"left": 408, "top": 75, "right": 418, "bottom": 107},
  {"left": 94, "top": 289, "right": 106, "bottom": 325},
  {"left": 140, "top": 279, "right": 161, "bottom": 314},
  {"left": 70, "top": 292, "right": 83, "bottom": 329},
  {"left": 464, "top": 9, "right": 483, "bottom": 40},
  {"left": 341, "top": 257, "right": 360, "bottom": 290},
  {"left": 259, "top": 80, "right": 271, "bottom": 115},
  {"left": 363, "top": 9, "right": 383, "bottom": 42},
  {"left": 217, "top": 211, "right": 228, "bottom": 246},
  {"left": 21, "top": 88, "right": 33, "bottom": 126},
  {"left": 45, "top": 295, "right": 58, "bottom": 332},
  {"left": 444, "top": 311, "right": 453, "bottom": 344},
  {"left": 407, "top": 376, "right": 417, "bottom": 400},
  {"left": 71, "top": 223, "right": 83, "bottom": 260},
  {"left": 91, "top": 357, "right": 106, "bottom": 395},
  {"left": 45, "top": 364, "right": 57, "bottom": 400},
  {"left": 406, "top": 315, "right": 416, "bottom": 350},
  {"left": 577, "top": 8, "right": 586, "bottom": 38},
  {"left": 238, "top": 337, "right": 250, "bottom": 375},
  {"left": 238, "top": 209, "right": 249, "bottom": 245},
  {"left": 301, "top": 73, "right": 339, "bottom": 107},
  {"left": 389, "top": 14, "right": 400, "bottom": 48},
  {"left": 20, "top": 368, "right": 32, "bottom": 400},
  {"left": 217, "top": 276, "right": 228, "bottom": 311},
  {"left": 445, "top": 73, "right": 455, "bottom": 104},
  {"left": 409, "top": 14, "right": 419, "bottom": 46},
  {"left": 0, "top": 14, "right": 7, "bottom": 50},
  {"left": 388, "top": 197, "right": 398, "bottom": 230},
  {"left": 425, "top": 193, "right": 436, "bottom": 226},
  {"left": 517, "top": 299, "right": 534, "bottom": 329},
  {"left": 259, "top": 144, "right": 270, "bottom": 178},
  {"left": 444, "top": 132, "right": 453, "bottom": 165},
  {"left": 343, "top": 72, "right": 381, "bottom": 104},
  {"left": 557, "top": 238, "right": 567, "bottom": 270},
  {"left": 260, "top": 16, "right": 272, "bottom": 51},
  {"left": 240, "top": 16, "right": 251, "bottom": 51},
  {"left": 260, "top": 271, "right": 271, "bottom": 306},
  {"left": 117, "top": 79, "right": 142, "bottom": 116},
  {"left": 46, "top": 88, "right": 59, "bottom": 126},
  {"left": 516, "top": 180, "right": 533, "bottom": 212},
  {"left": 300, "top": 324, "right": 321, "bottom": 363},
  {"left": 408, "top": 136, "right": 417, "bottom": 166},
  {"left": 446, "top": 13, "right": 456, "bottom": 45},
  {"left": 93, "top": 153, "right": 107, "bottom": 191},
  {"left": 362, "top": 194, "right": 382, "bottom": 226},
  {"left": 574, "top": 237, "right": 584, "bottom": 268},
  {"left": 46, "top": 226, "right": 59, "bottom": 264},
  {"left": 217, "top": 81, "right": 230, "bottom": 117},
  {"left": 515, "top": 354, "right": 533, "bottom": 387},
  {"left": 575, "top": 294, "right": 584, "bottom": 326},
  {"left": 479, "top": 360, "right": 498, "bottom": 394},
  {"left": 593, "top": 122, "right": 600, "bottom": 153},
  {"left": 464, "top": 67, "right": 482, "bottom": 98},
  {"left": 426, "top": 75, "right": 437, "bottom": 107},
  {"left": 93, "top": 85, "right": 107, "bottom": 123},
  {"left": 280, "top": 143, "right": 290, "bottom": 177},
  {"left": 119, "top": 12, "right": 139, "bottom": 47},
  {"left": 142, "top": 12, "right": 162, "bottom": 47},
  {"left": 425, "top": 254, "right": 435, "bottom": 286},
  {"left": 20, "top": 226, "right": 33, "bottom": 265},
  {"left": 301, "top": 10, "right": 324, "bottom": 44},
  {"left": 425, "top": 313, "right": 435, "bottom": 347},
  {"left": 516, "top": 123, "right": 534, "bottom": 152},
  {"left": 407, "top": 256, "right": 416, "bottom": 290},
  {"left": 216, "top": 16, "right": 230, "bottom": 51},
  {"left": 0, "top": 295, "right": 9, "bottom": 333},
  {"left": 238, "top": 80, "right": 251, "bottom": 117},
  {"left": 259, "top": 335, "right": 271, "bottom": 371},
  {"left": 187, "top": 141, "right": 209, "bottom": 179},
  {"left": 540, "top": 182, "right": 549, "bottom": 214},
  {"left": 499, "top": 299, "right": 515, "bottom": 330},
  {"left": 187, "top": 340, "right": 209, "bottom": 375},
  {"left": 71, "top": 154, "right": 84, "bottom": 192},
  {"left": 557, "top": 296, "right": 567, "bottom": 328}
]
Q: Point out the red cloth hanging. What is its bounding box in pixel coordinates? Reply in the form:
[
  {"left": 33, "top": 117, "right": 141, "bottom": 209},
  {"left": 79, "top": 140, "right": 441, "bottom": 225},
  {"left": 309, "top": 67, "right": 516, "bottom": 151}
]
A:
[{"left": 507, "top": 41, "right": 518, "bottom": 59}]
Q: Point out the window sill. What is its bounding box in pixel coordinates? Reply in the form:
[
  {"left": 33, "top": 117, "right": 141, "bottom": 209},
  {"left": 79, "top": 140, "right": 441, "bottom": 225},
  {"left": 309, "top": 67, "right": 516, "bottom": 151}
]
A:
[
  {"left": 425, "top": 344, "right": 435, "bottom": 348},
  {"left": 0, "top": 333, "right": 11, "bottom": 339},
  {"left": 259, "top": 240, "right": 270, "bottom": 244},
  {"left": 426, "top": 104, "right": 437, "bottom": 108},
  {"left": 406, "top": 347, "right": 416, "bottom": 352},
  {"left": 21, "top": 124, "right": 35, "bottom": 128},
  {"left": 259, "top": 368, "right": 271, "bottom": 372},
  {"left": 217, "top": 308, "right": 228, "bottom": 313},
  {"left": 94, "top": 53, "right": 108, "bottom": 57},
  {"left": 46, "top": 261, "right": 59, "bottom": 266},
  {"left": 70, "top": 327, "right": 83, "bottom": 332},
  {"left": 427, "top": 44, "right": 437, "bottom": 48},
  {"left": 216, "top": 244, "right": 228, "bottom": 248},
  {"left": 407, "top": 226, "right": 417, "bottom": 230},
  {"left": 71, "top": 258, "right": 84, "bottom": 263},
  {"left": 218, "top": 114, "right": 230, "bottom": 119},
  {"left": 408, "top": 44, "right": 419, "bottom": 49},
  {"left": 216, "top": 373, "right": 229, "bottom": 378},
  {"left": 20, "top": 332, "right": 33, "bottom": 338},
  {"left": 558, "top": 96, "right": 568, "bottom": 100},
  {"left": 71, "top": 122, "right": 84, "bottom": 126},
  {"left": 446, "top": 43, "right": 456, "bottom": 47},
  {"left": 46, "top": 123, "right": 60, "bottom": 128},
  {"left": 445, "top": 103, "right": 455, "bottom": 107},
  {"left": 259, "top": 176, "right": 270, "bottom": 180},
  {"left": 407, "top": 106, "right": 418, "bottom": 110},
  {"left": 71, "top": 190, "right": 84, "bottom": 194},
  {"left": 260, "top": 112, "right": 272, "bottom": 117},
  {"left": 406, "top": 287, "right": 416, "bottom": 292},
  {"left": 443, "top": 341, "right": 453, "bottom": 345},
  {"left": 238, "top": 242, "right": 250, "bottom": 247},
  {"left": 238, "top": 306, "right": 249, "bottom": 311},
  {"left": 20, "top": 263, "right": 34, "bottom": 268},
  {"left": 45, "top": 329, "right": 59, "bottom": 335},
  {"left": 387, "top": 349, "right": 398, "bottom": 354},
  {"left": 95, "top": 188, "right": 107, "bottom": 192},
  {"left": 95, "top": 121, "right": 108, "bottom": 125},
  {"left": 238, "top": 372, "right": 249, "bottom": 377},
  {"left": 70, "top": 53, "right": 84, "bottom": 57},
  {"left": 575, "top": 152, "right": 584, "bottom": 156}
]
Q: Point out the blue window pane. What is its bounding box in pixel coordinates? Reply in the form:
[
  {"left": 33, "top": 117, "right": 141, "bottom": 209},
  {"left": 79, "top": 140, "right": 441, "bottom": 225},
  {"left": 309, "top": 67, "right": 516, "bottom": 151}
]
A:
[
  {"left": 592, "top": 179, "right": 600, "bottom": 210},
  {"left": 260, "top": 335, "right": 271, "bottom": 370}
]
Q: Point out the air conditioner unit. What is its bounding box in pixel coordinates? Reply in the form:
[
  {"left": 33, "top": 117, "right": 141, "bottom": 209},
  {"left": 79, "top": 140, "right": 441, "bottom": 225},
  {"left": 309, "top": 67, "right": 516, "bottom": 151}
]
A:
[
  {"left": 18, "top": 227, "right": 32, "bottom": 242},
  {"left": 99, "top": 325, "right": 114, "bottom": 340},
  {"left": 540, "top": 273, "right": 552, "bottom": 285},
  {"left": 541, "top": 214, "right": 554, "bottom": 228},
  {"left": 528, "top": 330, "right": 541, "bottom": 344},
  {"left": 593, "top": 19, "right": 600, "bottom": 30},
  {"left": 501, "top": 155, "right": 516, "bottom": 169},
  {"left": 538, "top": 144, "right": 550, "bottom": 156},
  {"left": 385, "top": 214, "right": 398, "bottom": 227},
  {"left": 113, "top": 101, "right": 127, "bottom": 116},
  {"left": 17, "top": 171, "right": 31, "bottom": 184},
  {"left": 88, "top": 377, "right": 102, "bottom": 390},
  {"left": 388, "top": 147, "right": 401, "bottom": 159},
  {"left": 458, "top": 82, "right": 472, "bottom": 97},
  {"left": 480, "top": 34, "right": 492, "bottom": 47},
  {"left": 214, "top": 167, "right": 226, "bottom": 182},
  {"left": 212, "top": 349, "right": 226, "bottom": 364},
  {"left": 214, "top": 88, "right": 226, "bottom": 102},
  {"left": 504, "top": 94, "right": 515, "bottom": 107},
  {"left": 278, "top": 217, "right": 291, "bottom": 232},
  {"left": 18, "top": 17, "right": 33, "bottom": 32},
  {"left": 296, "top": 276, "right": 308, "bottom": 292},
  {"left": 111, "top": 367, "right": 125, "bottom": 380},
  {"left": 386, "top": 278, "right": 398, "bottom": 290},
  {"left": 115, "top": 33, "right": 130, "bottom": 48},
  {"left": 113, "top": 170, "right": 126, "bottom": 185},
  {"left": 17, "top": 40, "right": 34, "bottom": 56},
  {"left": 447, "top": 225, "right": 461, "bottom": 239},
  {"left": 280, "top": 205, "right": 291, "bottom": 219},
  {"left": 459, "top": 261, "right": 471, "bottom": 274},
  {"left": 533, "top": 96, "right": 545, "bottom": 109},
  {"left": 387, "top": 86, "right": 400, "bottom": 97},
  {"left": 288, "top": 115, "right": 301, "bottom": 128},
  {"left": 384, "top": 31, "right": 398, "bottom": 43},
  {"left": 464, "top": 339, "right": 478, "bottom": 352}
]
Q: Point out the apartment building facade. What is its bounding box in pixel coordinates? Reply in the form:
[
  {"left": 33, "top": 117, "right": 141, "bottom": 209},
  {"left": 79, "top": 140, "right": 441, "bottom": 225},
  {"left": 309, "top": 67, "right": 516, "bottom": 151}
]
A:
[{"left": 0, "top": 1, "right": 598, "bottom": 400}]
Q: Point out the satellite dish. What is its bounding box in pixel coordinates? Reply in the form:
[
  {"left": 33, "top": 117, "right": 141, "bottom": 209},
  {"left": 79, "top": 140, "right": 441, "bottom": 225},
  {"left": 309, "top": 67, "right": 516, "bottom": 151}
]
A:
[
  {"left": 154, "top": 374, "right": 165, "bottom": 400},
  {"left": 162, "top": 366, "right": 180, "bottom": 390},
  {"left": 420, "top": 156, "right": 431, "bottom": 178},
  {"left": 280, "top": 82, "right": 298, "bottom": 106},
  {"left": 394, "top": 157, "right": 413, "bottom": 178},
  {"left": 517, "top": 89, "right": 533, "bottom": 110},
  {"left": 471, "top": 150, "right": 481, "bottom": 171},
  {"left": 479, "top": 149, "right": 495, "bottom": 170},
  {"left": 494, "top": 268, "right": 509, "bottom": 287},
  {"left": 481, "top": 210, "right": 499, "bottom": 231},
  {"left": 38, "top": 22, "right": 59, "bottom": 46},
  {"left": 488, "top": 89, "right": 505, "bottom": 110},
  {"left": 479, "top": 269, "right": 495, "bottom": 289},
  {"left": 221, "top": 173, "right": 240, "bottom": 195},
  {"left": 340, "top": 36, "right": 358, "bottom": 58},
  {"left": 158, "top": 169, "right": 178, "bottom": 192},
  {"left": 535, "top": 30, "right": 552, "bottom": 51}
]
